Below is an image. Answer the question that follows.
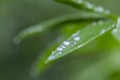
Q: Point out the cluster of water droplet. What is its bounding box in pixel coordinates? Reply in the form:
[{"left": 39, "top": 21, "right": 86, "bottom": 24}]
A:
[
  {"left": 47, "top": 20, "right": 110, "bottom": 61},
  {"left": 73, "top": 0, "right": 110, "bottom": 14},
  {"left": 47, "top": 32, "right": 81, "bottom": 61}
]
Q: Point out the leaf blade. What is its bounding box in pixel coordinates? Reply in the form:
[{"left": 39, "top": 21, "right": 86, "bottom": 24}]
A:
[
  {"left": 46, "top": 19, "right": 115, "bottom": 62},
  {"left": 54, "top": 0, "right": 110, "bottom": 14},
  {"left": 13, "top": 12, "right": 107, "bottom": 44}
]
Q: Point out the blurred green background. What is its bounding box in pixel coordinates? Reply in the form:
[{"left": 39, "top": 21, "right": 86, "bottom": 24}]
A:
[{"left": 0, "top": 0, "right": 120, "bottom": 80}]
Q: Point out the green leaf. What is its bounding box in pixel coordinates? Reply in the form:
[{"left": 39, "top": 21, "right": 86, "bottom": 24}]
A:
[
  {"left": 46, "top": 19, "right": 115, "bottom": 63},
  {"left": 13, "top": 12, "right": 107, "bottom": 44},
  {"left": 112, "top": 17, "right": 120, "bottom": 42},
  {"left": 54, "top": 0, "right": 110, "bottom": 14},
  {"left": 31, "top": 20, "right": 92, "bottom": 76}
]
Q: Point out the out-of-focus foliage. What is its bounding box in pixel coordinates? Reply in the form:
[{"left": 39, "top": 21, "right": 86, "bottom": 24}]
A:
[{"left": 0, "top": 0, "right": 120, "bottom": 80}]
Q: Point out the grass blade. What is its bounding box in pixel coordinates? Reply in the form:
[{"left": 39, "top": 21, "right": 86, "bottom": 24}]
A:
[
  {"left": 46, "top": 19, "right": 115, "bottom": 62},
  {"left": 54, "top": 0, "right": 110, "bottom": 14},
  {"left": 13, "top": 12, "right": 106, "bottom": 44},
  {"left": 31, "top": 20, "right": 92, "bottom": 76}
]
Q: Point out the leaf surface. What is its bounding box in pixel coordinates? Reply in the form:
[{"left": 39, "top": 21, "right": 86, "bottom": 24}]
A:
[{"left": 46, "top": 19, "right": 115, "bottom": 62}]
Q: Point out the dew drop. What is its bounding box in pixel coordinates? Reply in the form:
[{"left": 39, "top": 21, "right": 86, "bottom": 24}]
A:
[
  {"left": 58, "top": 52, "right": 62, "bottom": 55},
  {"left": 74, "top": 42, "right": 77, "bottom": 45},
  {"left": 75, "top": 0, "right": 83, "bottom": 4},
  {"left": 100, "top": 29, "right": 106, "bottom": 34},
  {"left": 112, "top": 29, "right": 118, "bottom": 34},
  {"left": 74, "top": 36, "right": 80, "bottom": 41},
  {"left": 48, "top": 55, "right": 55, "bottom": 61},
  {"left": 85, "top": 2, "right": 93, "bottom": 9},
  {"left": 63, "top": 41, "right": 70, "bottom": 46},
  {"left": 94, "top": 6, "right": 104, "bottom": 13},
  {"left": 57, "top": 47, "right": 63, "bottom": 51}
]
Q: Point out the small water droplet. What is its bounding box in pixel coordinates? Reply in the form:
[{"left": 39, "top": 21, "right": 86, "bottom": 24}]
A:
[
  {"left": 74, "top": 36, "right": 80, "bottom": 41},
  {"left": 112, "top": 29, "right": 118, "bottom": 34},
  {"left": 94, "top": 6, "right": 104, "bottom": 13},
  {"left": 75, "top": 0, "right": 83, "bottom": 4},
  {"left": 48, "top": 55, "right": 55, "bottom": 61},
  {"left": 57, "top": 47, "right": 63, "bottom": 51},
  {"left": 100, "top": 29, "right": 106, "bottom": 34},
  {"left": 74, "top": 42, "right": 77, "bottom": 45},
  {"left": 63, "top": 41, "right": 70, "bottom": 46},
  {"left": 85, "top": 2, "right": 93, "bottom": 9},
  {"left": 58, "top": 52, "right": 62, "bottom": 55}
]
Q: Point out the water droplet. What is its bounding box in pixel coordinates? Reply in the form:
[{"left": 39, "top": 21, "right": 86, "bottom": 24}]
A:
[
  {"left": 85, "top": 2, "right": 93, "bottom": 9},
  {"left": 58, "top": 52, "right": 62, "bottom": 55},
  {"left": 57, "top": 47, "right": 63, "bottom": 51},
  {"left": 100, "top": 29, "right": 106, "bottom": 34},
  {"left": 94, "top": 6, "right": 104, "bottom": 13},
  {"left": 48, "top": 55, "right": 55, "bottom": 61},
  {"left": 63, "top": 41, "right": 70, "bottom": 46},
  {"left": 112, "top": 29, "right": 118, "bottom": 34},
  {"left": 74, "top": 36, "right": 80, "bottom": 41},
  {"left": 74, "top": 42, "right": 77, "bottom": 45},
  {"left": 73, "top": 32, "right": 81, "bottom": 41},
  {"left": 75, "top": 0, "right": 83, "bottom": 4}
]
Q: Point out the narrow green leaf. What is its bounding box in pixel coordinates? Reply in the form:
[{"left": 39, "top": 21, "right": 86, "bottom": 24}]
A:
[
  {"left": 13, "top": 12, "right": 106, "bottom": 44},
  {"left": 54, "top": 0, "right": 110, "bottom": 14},
  {"left": 112, "top": 17, "right": 120, "bottom": 42},
  {"left": 46, "top": 20, "right": 115, "bottom": 62},
  {"left": 31, "top": 20, "right": 92, "bottom": 76}
]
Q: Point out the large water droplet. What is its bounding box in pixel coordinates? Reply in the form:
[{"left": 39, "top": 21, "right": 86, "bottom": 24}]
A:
[{"left": 63, "top": 41, "right": 70, "bottom": 46}]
